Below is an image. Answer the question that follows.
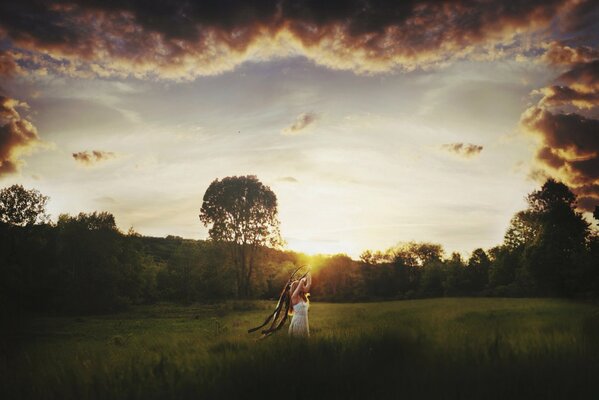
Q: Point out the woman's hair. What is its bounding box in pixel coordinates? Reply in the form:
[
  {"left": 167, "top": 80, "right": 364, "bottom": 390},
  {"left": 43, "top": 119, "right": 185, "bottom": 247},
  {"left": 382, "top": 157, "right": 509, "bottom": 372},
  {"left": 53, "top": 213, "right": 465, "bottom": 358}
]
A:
[{"left": 300, "top": 288, "right": 310, "bottom": 304}]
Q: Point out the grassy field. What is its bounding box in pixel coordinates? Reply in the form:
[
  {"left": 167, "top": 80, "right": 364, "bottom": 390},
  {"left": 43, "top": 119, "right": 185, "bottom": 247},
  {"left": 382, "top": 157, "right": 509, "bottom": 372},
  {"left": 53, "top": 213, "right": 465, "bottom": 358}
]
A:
[{"left": 2, "top": 298, "right": 599, "bottom": 399}]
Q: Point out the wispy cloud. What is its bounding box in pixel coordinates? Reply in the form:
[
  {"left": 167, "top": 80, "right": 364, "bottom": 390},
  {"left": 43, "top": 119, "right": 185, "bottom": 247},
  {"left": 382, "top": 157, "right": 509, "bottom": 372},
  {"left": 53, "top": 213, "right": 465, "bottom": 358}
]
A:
[
  {"left": 94, "top": 196, "right": 117, "bottom": 205},
  {"left": 72, "top": 150, "right": 116, "bottom": 166},
  {"left": 441, "top": 143, "right": 483, "bottom": 158},
  {"left": 282, "top": 112, "right": 318, "bottom": 135},
  {"left": 278, "top": 176, "right": 299, "bottom": 183}
]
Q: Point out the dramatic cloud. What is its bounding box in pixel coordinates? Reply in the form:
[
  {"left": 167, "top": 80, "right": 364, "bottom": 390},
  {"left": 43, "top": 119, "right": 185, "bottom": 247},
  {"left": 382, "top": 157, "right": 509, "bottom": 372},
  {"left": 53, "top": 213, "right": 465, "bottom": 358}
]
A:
[
  {"left": 556, "top": 59, "right": 599, "bottom": 91},
  {"left": 282, "top": 112, "right": 318, "bottom": 135},
  {"left": 538, "top": 85, "right": 599, "bottom": 109},
  {"left": 0, "top": 0, "right": 596, "bottom": 79},
  {"left": 521, "top": 56, "right": 599, "bottom": 212},
  {"left": 522, "top": 108, "right": 599, "bottom": 175},
  {"left": 0, "top": 50, "right": 20, "bottom": 77},
  {"left": 577, "top": 183, "right": 599, "bottom": 212},
  {"left": 72, "top": 150, "right": 116, "bottom": 166},
  {"left": 0, "top": 95, "right": 41, "bottom": 177},
  {"left": 542, "top": 41, "right": 599, "bottom": 66},
  {"left": 442, "top": 143, "right": 484, "bottom": 158}
]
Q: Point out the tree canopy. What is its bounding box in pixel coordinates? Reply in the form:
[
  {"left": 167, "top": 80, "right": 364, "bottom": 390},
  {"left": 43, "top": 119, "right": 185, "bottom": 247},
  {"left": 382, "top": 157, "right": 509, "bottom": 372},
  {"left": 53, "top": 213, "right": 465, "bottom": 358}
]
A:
[
  {"left": 58, "top": 211, "right": 118, "bottom": 231},
  {"left": 199, "top": 175, "right": 282, "bottom": 297},
  {"left": 2, "top": 177, "right": 599, "bottom": 321},
  {"left": 0, "top": 184, "right": 49, "bottom": 226}
]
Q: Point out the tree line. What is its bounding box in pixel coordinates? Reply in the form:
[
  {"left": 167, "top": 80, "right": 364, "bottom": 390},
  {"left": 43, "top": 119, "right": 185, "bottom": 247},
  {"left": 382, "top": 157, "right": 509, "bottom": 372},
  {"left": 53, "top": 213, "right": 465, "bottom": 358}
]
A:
[{"left": 1, "top": 178, "right": 598, "bottom": 323}]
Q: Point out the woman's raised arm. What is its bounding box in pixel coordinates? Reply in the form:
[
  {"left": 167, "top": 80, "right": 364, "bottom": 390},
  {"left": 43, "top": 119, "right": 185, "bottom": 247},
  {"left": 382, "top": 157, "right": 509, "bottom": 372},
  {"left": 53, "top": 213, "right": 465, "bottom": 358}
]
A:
[
  {"left": 303, "top": 272, "right": 312, "bottom": 292},
  {"left": 291, "top": 280, "right": 303, "bottom": 299}
]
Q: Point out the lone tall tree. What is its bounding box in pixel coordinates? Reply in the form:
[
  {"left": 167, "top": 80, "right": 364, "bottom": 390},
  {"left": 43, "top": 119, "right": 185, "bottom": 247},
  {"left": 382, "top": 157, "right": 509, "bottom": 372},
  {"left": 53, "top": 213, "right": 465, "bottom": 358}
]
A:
[{"left": 199, "top": 175, "right": 282, "bottom": 297}]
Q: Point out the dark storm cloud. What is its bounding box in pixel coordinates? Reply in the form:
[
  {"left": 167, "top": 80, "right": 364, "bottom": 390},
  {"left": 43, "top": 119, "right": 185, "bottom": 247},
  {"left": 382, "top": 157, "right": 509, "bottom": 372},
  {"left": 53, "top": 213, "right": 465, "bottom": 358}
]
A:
[
  {"left": 522, "top": 108, "right": 599, "bottom": 165},
  {"left": 556, "top": 60, "right": 599, "bottom": 90},
  {"left": 578, "top": 196, "right": 599, "bottom": 213},
  {"left": 536, "top": 147, "right": 566, "bottom": 169},
  {"left": 577, "top": 183, "right": 599, "bottom": 213},
  {"left": 521, "top": 52, "right": 599, "bottom": 213},
  {"left": 542, "top": 42, "right": 599, "bottom": 66},
  {"left": 524, "top": 108, "right": 599, "bottom": 156},
  {"left": 0, "top": 95, "right": 41, "bottom": 177},
  {"left": 0, "top": 0, "right": 596, "bottom": 79},
  {"left": 442, "top": 143, "right": 483, "bottom": 158},
  {"left": 539, "top": 85, "right": 599, "bottom": 109},
  {"left": 72, "top": 150, "right": 116, "bottom": 166},
  {"left": 521, "top": 106, "right": 599, "bottom": 211}
]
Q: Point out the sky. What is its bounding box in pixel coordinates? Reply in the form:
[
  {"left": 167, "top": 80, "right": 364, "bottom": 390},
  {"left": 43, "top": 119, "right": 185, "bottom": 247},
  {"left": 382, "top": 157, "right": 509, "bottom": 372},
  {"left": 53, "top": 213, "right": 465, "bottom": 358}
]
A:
[{"left": 1, "top": 0, "right": 598, "bottom": 258}]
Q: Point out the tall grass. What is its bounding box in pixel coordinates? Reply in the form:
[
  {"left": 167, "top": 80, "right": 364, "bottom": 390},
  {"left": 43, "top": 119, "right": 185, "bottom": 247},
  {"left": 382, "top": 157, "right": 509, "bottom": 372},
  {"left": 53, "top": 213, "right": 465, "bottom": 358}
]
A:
[{"left": 2, "top": 298, "right": 598, "bottom": 399}]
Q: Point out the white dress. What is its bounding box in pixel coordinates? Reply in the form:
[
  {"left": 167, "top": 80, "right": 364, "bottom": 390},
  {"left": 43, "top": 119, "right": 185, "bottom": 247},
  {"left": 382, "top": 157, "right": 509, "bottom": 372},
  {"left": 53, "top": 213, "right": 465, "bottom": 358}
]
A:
[{"left": 288, "top": 300, "right": 310, "bottom": 337}]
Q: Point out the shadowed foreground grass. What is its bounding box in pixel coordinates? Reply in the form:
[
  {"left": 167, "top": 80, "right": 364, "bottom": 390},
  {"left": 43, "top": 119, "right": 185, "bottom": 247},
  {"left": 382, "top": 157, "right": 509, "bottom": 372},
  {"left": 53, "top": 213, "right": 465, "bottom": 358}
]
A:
[{"left": 2, "top": 298, "right": 599, "bottom": 399}]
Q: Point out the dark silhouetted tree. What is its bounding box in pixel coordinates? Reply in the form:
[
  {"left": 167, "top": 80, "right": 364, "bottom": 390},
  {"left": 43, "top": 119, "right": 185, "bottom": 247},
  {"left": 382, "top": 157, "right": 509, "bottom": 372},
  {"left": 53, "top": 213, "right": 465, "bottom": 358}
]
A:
[
  {"left": 504, "top": 210, "right": 538, "bottom": 250},
  {"left": 466, "top": 248, "right": 490, "bottom": 291},
  {"left": 0, "top": 184, "right": 49, "bottom": 226},
  {"left": 442, "top": 252, "right": 466, "bottom": 295},
  {"left": 312, "top": 255, "right": 352, "bottom": 300},
  {"left": 199, "top": 175, "right": 282, "bottom": 297},
  {"left": 58, "top": 211, "right": 118, "bottom": 231},
  {"left": 56, "top": 212, "right": 135, "bottom": 312},
  {"left": 420, "top": 260, "right": 444, "bottom": 297},
  {"left": 403, "top": 242, "right": 444, "bottom": 266},
  {"left": 521, "top": 179, "right": 589, "bottom": 295}
]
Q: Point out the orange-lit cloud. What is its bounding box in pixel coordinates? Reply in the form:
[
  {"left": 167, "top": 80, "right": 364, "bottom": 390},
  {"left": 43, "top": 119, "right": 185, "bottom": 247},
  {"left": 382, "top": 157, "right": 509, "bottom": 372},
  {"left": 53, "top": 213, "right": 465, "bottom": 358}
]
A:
[
  {"left": 282, "top": 112, "right": 318, "bottom": 135},
  {"left": 542, "top": 41, "right": 599, "bottom": 66},
  {"left": 0, "top": 0, "right": 594, "bottom": 80},
  {"left": 556, "top": 60, "right": 599, "bottom": 91},
  {"left": 442, "top": 143, "right": 483, "bottom": 158},
  {"left": 72, "top": 150, "right": 116, "bottom": 166},
  {"left": 0, "top": 95, "right": 41, "bottom": 176},
  {"left": 521, "top": 56, "right": 599, "bottom": 212},
  {"left": 538, "top": 85, "right": 599, "bottom": 109},
  {"left": 0, "top": 50, "right": 20, "bottom": 77}
]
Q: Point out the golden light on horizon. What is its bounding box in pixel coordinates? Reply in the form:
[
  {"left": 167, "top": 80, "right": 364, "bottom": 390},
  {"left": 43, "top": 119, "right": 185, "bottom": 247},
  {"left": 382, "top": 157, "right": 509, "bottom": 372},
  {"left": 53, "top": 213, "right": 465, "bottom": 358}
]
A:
[{"left": 0, "top": 0, "right": 597, "bottom": 257}]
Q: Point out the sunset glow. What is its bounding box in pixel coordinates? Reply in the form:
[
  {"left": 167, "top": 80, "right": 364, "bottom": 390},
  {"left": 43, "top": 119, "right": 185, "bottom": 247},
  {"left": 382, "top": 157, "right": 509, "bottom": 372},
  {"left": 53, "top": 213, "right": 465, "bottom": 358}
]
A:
[{"left": 1, "top": 0, "right": 597, "bottom": 257}]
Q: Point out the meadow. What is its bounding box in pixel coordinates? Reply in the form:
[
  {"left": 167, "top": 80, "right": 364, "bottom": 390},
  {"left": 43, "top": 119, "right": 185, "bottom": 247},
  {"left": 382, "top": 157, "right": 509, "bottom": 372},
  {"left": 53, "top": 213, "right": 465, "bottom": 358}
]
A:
[{"left": 2, "top": 298, "right": 599, "bottom": 399}]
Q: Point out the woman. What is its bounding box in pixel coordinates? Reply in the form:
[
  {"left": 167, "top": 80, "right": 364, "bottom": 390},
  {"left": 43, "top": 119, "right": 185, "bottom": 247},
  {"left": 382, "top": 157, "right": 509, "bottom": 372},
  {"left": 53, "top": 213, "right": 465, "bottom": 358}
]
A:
[{"left": 288, "top": 272, "right": 311, "bottom": 337}]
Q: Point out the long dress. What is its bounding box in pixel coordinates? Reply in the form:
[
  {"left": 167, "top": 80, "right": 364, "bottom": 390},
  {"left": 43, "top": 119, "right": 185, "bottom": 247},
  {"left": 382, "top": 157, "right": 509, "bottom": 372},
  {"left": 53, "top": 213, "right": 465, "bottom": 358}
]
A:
[{"left": 288, "top": 300, "right": 310, "bottom": 337}]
